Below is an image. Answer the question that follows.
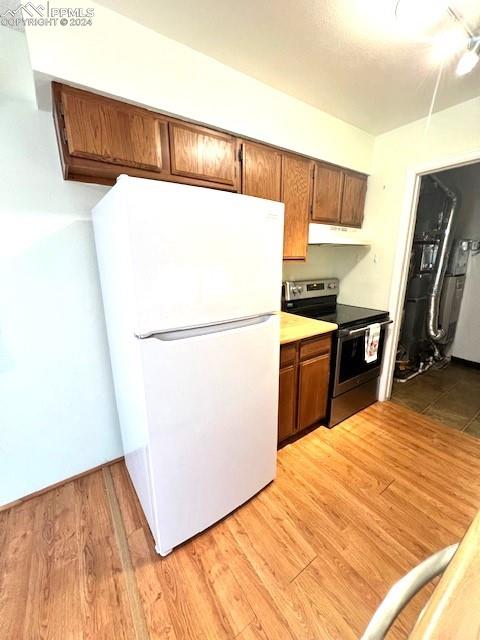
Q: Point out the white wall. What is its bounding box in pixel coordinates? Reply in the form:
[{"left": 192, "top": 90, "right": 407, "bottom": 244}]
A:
[
  {"left": 11, "top": 2, "right": 480, "bottom": 496},
  {"left": 437, "top": 165, "right": 480, "bottom": 363},
  {"left": 24, "top": 0, "right": 373, "bottom": 174},
  {"left": 364, "top": 97, "right": 480, "bottom": 311},
  {"left": 25, "top": 0, "right": 379, "bottom": 314},
  {"left": 282, "top": 245, "right": 373, "bottom": 304},
  {"left": 3, "top": 1, "right": 377, "bottom": 506},
  {"left": 4, "top": 7, "right": 376, "bottom": 506},
  {"left": 0, "top": 29, "right": 122, "bottom": 507},
  {"left": 362, "top": 97, "right": 480, "bottom": 397},
  {"left": 438, "top": 164, "right": 480, "bottom": 239}
]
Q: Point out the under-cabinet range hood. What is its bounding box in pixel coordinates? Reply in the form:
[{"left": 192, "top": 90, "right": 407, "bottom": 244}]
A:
[{"left": 308, "top": 223, "right": 372, "bottom": 246}]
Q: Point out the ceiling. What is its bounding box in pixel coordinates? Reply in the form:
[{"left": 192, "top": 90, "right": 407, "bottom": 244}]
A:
[{"left": 97, "top": 0, "right": 480, "bottom": 135}]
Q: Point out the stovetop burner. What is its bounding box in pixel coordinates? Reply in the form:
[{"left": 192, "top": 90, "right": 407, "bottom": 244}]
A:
[
  {"left": 282, "top": 278, "right": 389, "bottom": 329},
  {"left": 283, "top": 278, "right": 392, "bottom": 429},
  {"left": 297, "top": 303, "right": 389, "bottom": 329}
]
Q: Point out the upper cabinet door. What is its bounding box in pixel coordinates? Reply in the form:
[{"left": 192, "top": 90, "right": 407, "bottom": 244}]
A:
[
  {"left": 59, "top": 85, "right": 169, "bottom": 173},
  {"left": 242, "top": 142, "right": 282, "bottom": 201},
  {"left": 340, "top": 172, "right": 367, "bottom": 227},
  {"left": 169, "top": 122, "right": 238, "bottom": 190},
  {"left": 282, "top": 155, "right": 313, "bottom": 260},
  {"left": 311, "top": 163, "right": 344, "bottom": 224}
]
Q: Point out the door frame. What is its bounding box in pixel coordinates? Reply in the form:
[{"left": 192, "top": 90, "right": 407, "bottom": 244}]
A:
[{"left": 379, "top": 148, "right": 480, "bottom": 401}]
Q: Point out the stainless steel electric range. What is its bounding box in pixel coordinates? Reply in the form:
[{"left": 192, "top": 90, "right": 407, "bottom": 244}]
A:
[{"left": 282, "top": 278, "right": 392, "bottom": 427}]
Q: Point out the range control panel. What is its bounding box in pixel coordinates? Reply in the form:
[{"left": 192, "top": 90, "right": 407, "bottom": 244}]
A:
[{"left": 283, "top": 278, "right": 339, "bottom": 301}]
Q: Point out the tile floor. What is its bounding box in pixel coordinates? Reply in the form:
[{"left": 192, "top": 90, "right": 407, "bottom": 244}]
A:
[{"left": 391, "top": 360, "right": 480, "bottom": 437}]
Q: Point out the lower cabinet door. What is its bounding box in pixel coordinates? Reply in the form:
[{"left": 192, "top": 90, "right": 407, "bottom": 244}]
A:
[
  {"left": 297, "top": 353, "right": 330, "bottom": 431},
  {"left": 278, "top": 366, "right": 297, "bottom": 443}
]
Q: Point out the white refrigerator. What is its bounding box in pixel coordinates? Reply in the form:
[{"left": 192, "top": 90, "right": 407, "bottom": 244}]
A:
[{"left": 93, "top": 176, "right": 284, "bottom": 555}]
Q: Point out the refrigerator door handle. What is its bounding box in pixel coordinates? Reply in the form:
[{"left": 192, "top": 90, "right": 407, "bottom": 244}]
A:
[{"left": 135, "top": 313, "right": 274, "bottom": 341}]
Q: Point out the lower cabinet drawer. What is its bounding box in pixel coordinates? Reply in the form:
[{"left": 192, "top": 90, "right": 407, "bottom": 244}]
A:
[
  {"left": 299, "top": 334, "right": 331, "bottom": 361},
  {"left": 280, "top": 343, "right": 297, "bottom": 367},
  {"left": 297, "top": 353, "right": 330, "bottom": 431}
]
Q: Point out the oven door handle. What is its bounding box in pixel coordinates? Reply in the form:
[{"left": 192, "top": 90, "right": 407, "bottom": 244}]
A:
[{"left": 342, "top": 319, "right": 393, "bottom": 338}]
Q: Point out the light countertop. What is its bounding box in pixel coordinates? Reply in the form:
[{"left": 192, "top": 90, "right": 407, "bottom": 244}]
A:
[{"left": 279, "top": 311, "right": 337, "bottom": 345}]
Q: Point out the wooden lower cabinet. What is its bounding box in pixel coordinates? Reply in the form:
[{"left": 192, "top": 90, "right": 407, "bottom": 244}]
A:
[
  {"left": 278, "top": 366, "right": 297, "bottom": 442},
  {"left": 278, "top": 335, "right": 331, "bottom": 445},
  {"left": 297, "top": 353, "right": 330, "bottom": 431}
]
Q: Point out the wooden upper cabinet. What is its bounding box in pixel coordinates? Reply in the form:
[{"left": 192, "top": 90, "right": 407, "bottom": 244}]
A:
[
  {"left": 241, "top": 142, "right": 282, "bottom": 201},
  {"left": 57, "top": 84, "right": 169, "bottom": 174},
  {"left": 169, "top": 122, "right": 238, "bottom": 190},
  {"left": 281, "top": 155, "right": 313, "bottom": 260},
  {"left": 52, "top": 82, "right": 367, "bottom": 228},
  {"left": 311, "top": 163, "right": 344, "bottom": 224},
  {"left": 311, "top": 162, "right": 367, "bottom": 228},
  {"left": 340, "top": 171, "right": 367, "bottom": 227}
]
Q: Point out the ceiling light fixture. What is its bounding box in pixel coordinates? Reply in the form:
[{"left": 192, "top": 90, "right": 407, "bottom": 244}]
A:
[
  {"left": 394, "top": 0, "right": 448, "bottom": 34},
  {"left": 430, "top": 25, "right": 469, "bottom": 62},
  {"left": 456, "top": 37, "right": 480, "bottom": 75},
  {"left": 395, "top": 2, "right": 479, "bottom": 73}
]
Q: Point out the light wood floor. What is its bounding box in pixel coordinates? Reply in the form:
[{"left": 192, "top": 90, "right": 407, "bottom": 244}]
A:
[{"left": 2, "top": 401, "right": 480, "bottom": 639}]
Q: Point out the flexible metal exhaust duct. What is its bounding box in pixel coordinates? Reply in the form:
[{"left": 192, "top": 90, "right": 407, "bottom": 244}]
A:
[{"left": 426, "top": 175, "right": 458, "bottom": 342}]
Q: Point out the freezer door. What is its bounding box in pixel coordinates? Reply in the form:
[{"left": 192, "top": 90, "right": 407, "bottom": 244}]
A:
[
  {"left": 139, "top": 313, "right": 279, "bottom": 555},
  {"left": 122, "top": 178, "right": 284, "bottom": 336}
]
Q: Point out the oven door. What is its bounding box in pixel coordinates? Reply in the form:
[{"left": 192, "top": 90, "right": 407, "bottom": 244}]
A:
[{"left": 333, "top": 321, "right": 391, "bottom": 397}]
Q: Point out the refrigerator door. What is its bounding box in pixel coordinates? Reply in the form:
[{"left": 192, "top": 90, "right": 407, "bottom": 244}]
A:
[
  {"left": 121, "top": 177, "right": 284, "bottom": 336},
  {"left": 139, "top": 313, "right": 279, "bottom": 555}
]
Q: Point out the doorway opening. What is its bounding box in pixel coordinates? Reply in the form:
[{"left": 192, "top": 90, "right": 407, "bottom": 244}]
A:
[{"left": 390, "top": 163, "right": 480, "bottom": 436}]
